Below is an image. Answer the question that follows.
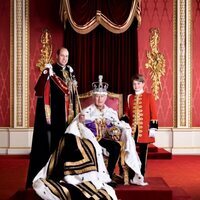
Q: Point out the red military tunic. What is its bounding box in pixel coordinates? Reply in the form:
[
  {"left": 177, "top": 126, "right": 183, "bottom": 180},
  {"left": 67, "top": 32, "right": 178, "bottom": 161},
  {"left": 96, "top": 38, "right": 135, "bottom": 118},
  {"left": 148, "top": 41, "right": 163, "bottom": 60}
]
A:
[{"left": 125, "top": 92, "right": 158, "bottom": 143}]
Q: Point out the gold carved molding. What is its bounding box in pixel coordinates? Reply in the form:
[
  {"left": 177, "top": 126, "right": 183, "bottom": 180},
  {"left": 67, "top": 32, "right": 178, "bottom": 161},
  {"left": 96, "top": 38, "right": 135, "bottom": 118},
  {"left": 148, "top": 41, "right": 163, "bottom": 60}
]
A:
[
  {"left": 145, "top": 28, "right": 166, "bottom": 100},
  {"left": 36, "top": 29, "right": 53, "bottom": 71},
  {"left": 174, "top": 0, "right": 192, "bottom": 127},
  {"left": 10, "top": 0, "right": 30, "bottom": 128}
]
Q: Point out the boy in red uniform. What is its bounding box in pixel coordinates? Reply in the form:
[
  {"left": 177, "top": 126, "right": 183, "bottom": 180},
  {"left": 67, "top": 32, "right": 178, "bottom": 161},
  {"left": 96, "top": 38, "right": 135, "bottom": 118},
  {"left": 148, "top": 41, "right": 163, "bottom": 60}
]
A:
[{"left": 123, "top": 74, "right": 158, "bottom": 177}]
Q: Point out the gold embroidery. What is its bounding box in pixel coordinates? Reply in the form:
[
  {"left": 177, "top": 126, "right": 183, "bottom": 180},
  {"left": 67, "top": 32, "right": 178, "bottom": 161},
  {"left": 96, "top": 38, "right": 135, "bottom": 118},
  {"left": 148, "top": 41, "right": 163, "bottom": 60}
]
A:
[
  {"left": 64, "top": 137, "right": 97, "bottom": 175},
  {"left": 41, "top": 179, "right": 72, "bottom": 200},
  {"left": 131, "top": 94, "right": 143, "bottom": 137},
  {"left": 151, "top": 120, "right": 158, "bottom": 124},
  {"left": 95, "top": 118, "right": 107, "bottom": 141},
  {"left": 44, "top": 105, "right": 51, "bottom": 124},
  {"left": 62, "top": 69, "right": 69, "bottom": 81}
]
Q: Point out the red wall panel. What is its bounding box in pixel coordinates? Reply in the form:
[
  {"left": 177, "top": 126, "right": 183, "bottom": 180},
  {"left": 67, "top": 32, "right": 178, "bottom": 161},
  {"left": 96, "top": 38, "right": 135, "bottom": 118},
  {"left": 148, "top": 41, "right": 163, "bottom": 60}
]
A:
[
  {"left": 0, "top": 1, "right": 10, "bottom": 127},
  {"left": 192, "top": 1, "right": 200, "bottom": 127},
  {"left": 138, "top": 0, "right": 173, "bottom": 127}
]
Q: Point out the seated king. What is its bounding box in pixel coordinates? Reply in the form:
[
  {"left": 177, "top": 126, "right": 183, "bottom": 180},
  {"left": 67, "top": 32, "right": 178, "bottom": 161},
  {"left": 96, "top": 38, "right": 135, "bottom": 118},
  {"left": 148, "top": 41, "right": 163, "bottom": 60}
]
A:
[{"left": 75, "top": 75, "right": 148, "bottom": 186}]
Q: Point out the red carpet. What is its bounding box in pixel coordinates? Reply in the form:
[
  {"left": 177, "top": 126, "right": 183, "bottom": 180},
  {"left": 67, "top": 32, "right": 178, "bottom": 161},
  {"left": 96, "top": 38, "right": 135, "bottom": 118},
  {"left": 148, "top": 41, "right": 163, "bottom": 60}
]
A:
[
  {"left": 146, "top": 155, "right": 200, "bottom": 200},
  {"left": 0, "top": 155, "right": 199, "bottom": 200}
]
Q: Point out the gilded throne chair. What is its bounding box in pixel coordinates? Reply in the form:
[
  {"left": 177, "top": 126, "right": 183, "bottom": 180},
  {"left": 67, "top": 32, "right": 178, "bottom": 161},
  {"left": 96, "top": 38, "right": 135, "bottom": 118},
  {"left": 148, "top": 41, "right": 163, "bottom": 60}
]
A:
[{"left": 77, "top": 90, "right": 129, "bottom": 185}]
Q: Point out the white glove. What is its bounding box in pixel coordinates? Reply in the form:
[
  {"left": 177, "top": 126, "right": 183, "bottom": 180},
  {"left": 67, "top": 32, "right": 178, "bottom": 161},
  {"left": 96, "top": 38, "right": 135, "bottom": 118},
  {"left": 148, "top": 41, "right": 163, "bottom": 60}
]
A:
[
  {"left": 149, "top": 128, "right": 157, "bottom": 138},
  {"left": 78, "top": 113, "right": 85, "bottom": 123},
  {"left": 45, "top": 64, "right": 53, "bottom": 76},
  {"left": 73, "top": 79, "right": 78, "bottom": 87}
]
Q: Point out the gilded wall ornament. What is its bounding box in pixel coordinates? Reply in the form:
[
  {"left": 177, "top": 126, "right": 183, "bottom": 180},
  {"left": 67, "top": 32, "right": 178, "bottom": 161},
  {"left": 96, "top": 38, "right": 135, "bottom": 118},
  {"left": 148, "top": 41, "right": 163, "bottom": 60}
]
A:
[
  {"left": 36, "top": 29, "right": 53, "bottom": 71},
  {"left": 145, "top": 28, "right": 166, "bottom": 100}
]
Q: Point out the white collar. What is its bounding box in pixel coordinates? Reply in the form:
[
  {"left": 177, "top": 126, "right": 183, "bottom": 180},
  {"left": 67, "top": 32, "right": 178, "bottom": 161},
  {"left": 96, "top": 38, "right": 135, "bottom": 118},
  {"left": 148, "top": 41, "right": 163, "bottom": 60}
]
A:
[{"left": 135, "top": 89, "right": 144, "bottom": 95}]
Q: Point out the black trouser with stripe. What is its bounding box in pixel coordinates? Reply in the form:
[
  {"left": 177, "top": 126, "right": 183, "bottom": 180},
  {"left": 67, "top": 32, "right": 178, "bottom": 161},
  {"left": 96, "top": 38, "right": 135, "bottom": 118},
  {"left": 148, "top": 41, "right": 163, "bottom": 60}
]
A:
[
  {"left": 134, "top": 127, "right": 148, "bottom": 176},
  {"left": 136, "top": 143, "right": 148, "bottom": 176}
]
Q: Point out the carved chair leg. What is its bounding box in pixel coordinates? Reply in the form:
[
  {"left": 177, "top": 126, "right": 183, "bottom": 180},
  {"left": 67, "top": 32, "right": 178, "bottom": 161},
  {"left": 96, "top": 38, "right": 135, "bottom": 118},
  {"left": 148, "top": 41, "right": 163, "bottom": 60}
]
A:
[
  {"left": 120, "top": 146, "right": 129, "bottom": 185},
  {"left": 123, "top": 165, "right": 129, "bottom": 185}
]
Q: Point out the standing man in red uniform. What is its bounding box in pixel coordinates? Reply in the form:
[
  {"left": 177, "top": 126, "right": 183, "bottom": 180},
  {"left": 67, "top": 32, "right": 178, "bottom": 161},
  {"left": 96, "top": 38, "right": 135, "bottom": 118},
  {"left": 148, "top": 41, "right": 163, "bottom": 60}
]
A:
[{"left": 123, "top": 74, "right": 158, "bottom": 177}]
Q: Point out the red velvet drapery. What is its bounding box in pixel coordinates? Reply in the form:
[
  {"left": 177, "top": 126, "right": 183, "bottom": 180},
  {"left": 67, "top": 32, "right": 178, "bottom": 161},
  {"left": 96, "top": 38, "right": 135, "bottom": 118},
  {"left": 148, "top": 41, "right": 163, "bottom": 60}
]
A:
[
  {"left": 64, "top": 22, "right": 138, "bottom": 99},
  {"left": 61, "top": 0, "right": 141, "bottom": 100},
  {"left": 60, "top": 0, "right": 141, "bottom": 34}
]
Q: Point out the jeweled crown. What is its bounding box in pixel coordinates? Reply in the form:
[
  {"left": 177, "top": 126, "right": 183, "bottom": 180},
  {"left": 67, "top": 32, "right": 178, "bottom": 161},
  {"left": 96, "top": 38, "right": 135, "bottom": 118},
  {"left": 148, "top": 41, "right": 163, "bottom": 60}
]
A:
[{"left": 92, "top": 75, "right": 109, "bottom": 94}]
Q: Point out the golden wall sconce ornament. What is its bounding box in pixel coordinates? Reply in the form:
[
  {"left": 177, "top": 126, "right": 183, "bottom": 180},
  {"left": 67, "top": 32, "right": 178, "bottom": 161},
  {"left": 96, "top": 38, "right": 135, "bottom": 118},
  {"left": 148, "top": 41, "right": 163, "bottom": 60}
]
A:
[
  {"left": 145, "top": 28, "right": 166, "bottom": 100},
  {"left": 36, "top": 29, "right": 53, "bottom": 71}
]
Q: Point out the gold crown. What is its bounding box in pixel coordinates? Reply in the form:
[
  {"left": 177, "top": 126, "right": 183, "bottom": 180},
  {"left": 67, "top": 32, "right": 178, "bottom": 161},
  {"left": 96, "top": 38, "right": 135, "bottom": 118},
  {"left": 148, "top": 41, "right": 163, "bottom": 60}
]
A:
[{"left": 92, "top": 75, "right": 109, "bottom": 94}]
